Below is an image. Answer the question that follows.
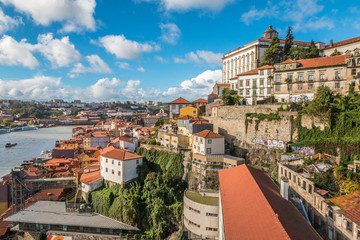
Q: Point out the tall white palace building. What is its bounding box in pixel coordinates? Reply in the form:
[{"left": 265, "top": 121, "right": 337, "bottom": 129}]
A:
[{"left": 222, "top": 25, "right": 311, "bottom": 84}]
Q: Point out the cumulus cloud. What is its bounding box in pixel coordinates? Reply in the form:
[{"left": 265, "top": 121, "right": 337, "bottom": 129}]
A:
[
  {"left": 136, "top": 0, "right": 234, "bottom": 12},
  {"left": 155, "top": 55, "right": 168, "bottom": 63},
  {"left": 36, "top": 33, "right": 81, "bottom": 68},
  {"left": 0, "top": 35, "right": 39, "bottom": 69},
  {"left": 160, "top": 23, "right": 181, "bottom": 45},
  {"left": 137, "top": 67, "right": 145, "bottom": 72},
  {"left": 0, "top": 0, "right": 96, "bottom": 32},
  {"left": 99, "top": 35, "right": 160, "bottom": 60},
  {"left": 69, "top": 55, "right": 112, "bottom": 77},
  {"left": 0, "top": 8, "right": 22, "bottom": 34},
  {"left": 174, "top": 50, "right": 222, "bottom": 66},
  {"left": 240, "top": 0, "right": 334, "bottom": 32},
  {"left": 117, "top": 62, "right": 131, "bottom": 70}
]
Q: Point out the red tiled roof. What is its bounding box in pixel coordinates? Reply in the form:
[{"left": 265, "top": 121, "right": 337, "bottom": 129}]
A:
[
  {"left": 193, "top": 130, "right": 223, "bottom": 138},
  {"left": 237, "top": 65, "right": 273, "bottom": 76},
  {"left": 168, "top": 97, "right": 192, "bottom": 104},
  {"left": 80, "top": 170, "right": 102, "bottom": 185},
  {"left": 257, "top": 64, "right": 274, "bottom": 69},
  {"left": 258, "top": 37, "right": 311, "bottom": 46},
  {"left": 191, "top": 120, "right": 211, "bottom": 125},
  {"left": 208, "top": 93, "right": 218, "bottom": 98},
  {"left": 325, "top": 36, "right": 360, "bottom": 49},
  {"left": 277, "top": 54, "right": 351, "bottom": 69},
  {"left": 101, "top": 148, "right": 142, "bottom": 161},
  {"left": 329, "top": 191, "right": 360, "bottom": 225},
  {"left": 193, "top": 98, "right": 208, "bottom": 103},
  {"left": 219, "top": 165, "right": 322, "bottom": 240},
  {"left": 215, "top": 83, "right": 230, "bottom": 87}
]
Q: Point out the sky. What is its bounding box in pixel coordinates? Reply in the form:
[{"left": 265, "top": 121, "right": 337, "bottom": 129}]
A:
[{"left": 0, "top": 0, "right": 358, "bottom": 103}]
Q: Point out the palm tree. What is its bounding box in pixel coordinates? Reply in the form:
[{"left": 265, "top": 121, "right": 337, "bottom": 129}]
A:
[{"left": 285, "top": 77, "right": 292, "bottom": 103}]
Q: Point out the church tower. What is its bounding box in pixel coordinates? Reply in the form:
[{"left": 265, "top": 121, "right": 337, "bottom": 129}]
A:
[{"left": 263, "top": 25, "right": 278, "bottom": 39}]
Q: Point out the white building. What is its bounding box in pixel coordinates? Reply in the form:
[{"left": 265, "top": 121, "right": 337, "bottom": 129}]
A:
[
  {"left": 222, "top": 25, "right": 310, "bottom": 84},
  {"left": 80, "top": 170, "right": 103, "bottom": 193},
  {"left": 229, "top": 65, "right": 274, "bottom": 105},
  {"left": 193, "top": 130, "right": 225, "bottom": 155},
  {"left": 110, "top": 135, "right": 138, "bottom": 152},
  {"left": 100, "top": 147, "right": 143, "bottom": 185}
]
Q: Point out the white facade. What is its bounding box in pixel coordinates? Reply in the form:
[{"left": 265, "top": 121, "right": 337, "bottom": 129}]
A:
[
  {"left": 81, "top": 177, "right": 103, "bottom": 193},
  {"left": 100, "top": 155, "right": 142, "bottom": 185},
  {"left": 119, "top": 140, "right": 136, "bottom": 152},
  {"left": 193, "top": 136, "right": 224, "bottom": 155}
]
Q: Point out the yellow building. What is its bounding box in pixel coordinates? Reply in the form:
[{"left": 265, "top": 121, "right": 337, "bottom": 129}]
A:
[
  {"left": 180, "top": 106, "right": 199, "bottom": 118},
  {"left": 83, "top": 135, "right": 91, "bottom": 148},
  {"left": 59, "top": 139, "right": 79, "bottom": 149}
]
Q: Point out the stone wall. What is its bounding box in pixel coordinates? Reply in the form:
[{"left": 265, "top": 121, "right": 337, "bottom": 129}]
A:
[{"left": 301, "top": 114, "right": 329, "bottom": 130}]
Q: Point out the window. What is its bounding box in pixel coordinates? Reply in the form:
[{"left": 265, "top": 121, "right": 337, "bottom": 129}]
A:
[
  {"left": 289, "top": 172, "right": 292, "bottom": 179},
  {"left": 206, "top": 227, "right": 218, "bottom": 231},
  {"left": 206, "top": 213, "right": 218, "bottom": 217},
  {"left": 352, "top": 69, "right": 357, "bottom": 75},
  {"left": 200, "top": 138, "right": 203, "bottom": 143},
  {"left": 136, "top": 159, "right": 139, "bottom": 164},
  {"left": 335, "top": 71, "right": 341, "bottom": 80},
  {"left": 284, "top": 169, "right": 287, "bottom": 177},
  {"left": 193, "top": 110, "right": 196, "bottom": 115},
  {"left": 281, "top": 167, "right": 283, "bottom": 174},
  {"left": 298, "top": 84, "right": 302, "bottom": 90},
  {"left": 308, "top": 73, "right": 314, "bottom": 81},
  {"left": 260, "top": 88, "right": 264, "bottom": 95},
  {"left": 240, "top": 89, "right": 244, "bottom": 95},
  {"left": 328, "top": 209, "right": 333, "bottom": 219},
  {"left": 253, "top": 79, "right": 257, "bottom": 88},
  {"left": 260, "top": 79, "right": 264, "bottom": 86},
  {"left": 275, "top": 85, "right": 280, "bottom": 91},
  {"left": 267, "top": 88, "right": 271, "bottom": 94},
  {"left": 298, "top": 73, "right": 303, "bottom": 82},
  {"left": 298, "top": 178, "right": 301, "bottom": 186},
  {"left": 320, "top": 71, "right": 325, "bottom": 80},
  {"left": 240, "top": 80, "right": 243, "bottom": 87},
  {"left": 106, "top": 168, "right": 108, "bottom": 172},
  {"left": 260, "top": 70, "right": 264, "bottom": 76},
  {"left": 106, "top": 158, "right": 108, "bottom": 163},
  {"left": 208, "top": 139, "right": 212, "bottom": 144},
  {"left": 267, "top": 69, "right": 272, "bottom": 75},
  {"left": 246, "top": 89, "right": 250, "bottom": 95},
  {"left": 308, "top": 184, "right": 312, "bottom": 194},
  {"left": 118, "top": 161, "right": 120, "bottom": 166},
  {"left": 253, "top": 90, "right": 257, "bottom": 96},
  {"left": 335, "top": 82, "right": 340, "bottom": 89},
  {"left": 347, "top": 220, "right": 353, "bottom": 232},
  {"left": 246, "top": 79, "right": 250, "bottom": 86},
  {"left": 357, "top": 229, "right": 360, "bottom": 238},
  {"left": 276, "top": 75, "right": 280, "bottom": 83},
  {"left": 206, "top": 148, "right": 211, "bottom": 154},
  {"left": 288, "top": 75, "right": 293, "bottom": 81},
  {"left": 308, "top": 84, "right": 313, "bottom": 90},
  {"left": 277, "top": 66, "right": 280, "bottom": 70},
  {"left": 302, "top": 181, "right": 306, "bottom": 190},
  {"left": 112, "top": 159, "right": 114, "bottom": 164},
  {"left": 267, "top": 79, "right": 271, "bottom": 85},
  {"left": 196, "top": 137, "right": 198, "bottom": 142},
  {"left": 112, "top": 169, "right": 114, "bottom": 174},
  {"left": 283, "top": 65, "right": 286, "bottom": 70},
  {"left": 288, "top": 84, "right": 292, "bottom": 91},
  {"left": 293, "top": 175, "right": 296, "bottom": 183},
  {"left": 118, "top": 171, "right": 121, "bottom": 176},
  {"left": 63, "top": 225, "right": 67, "bottom": 231}
]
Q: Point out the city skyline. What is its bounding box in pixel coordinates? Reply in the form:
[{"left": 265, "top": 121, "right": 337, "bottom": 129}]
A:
[{"left": 0, "top": 0, "right": 358, "bottom": 102}]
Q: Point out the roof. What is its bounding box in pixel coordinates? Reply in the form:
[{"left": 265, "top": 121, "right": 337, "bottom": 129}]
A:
[
  {"left": 5, "top": 201, "right": 139, "bottom": 231},
  {"left": 276, "top": 54, "right": 351, "bottom": 69},
  {"left": 329, "top": 191, "right": 360, "bottom": 225},
  {"left": 80, "top": 170, "right": 102, "bottom": 185},
  {"left": 191, "top": 120, "right": 211, "bottom": 125},
  {"left": 237, "top": 65, "right": 273, "bottom": 76},
  {"left": 168, "top": 97, "right": 191, "bottom": 104},
  {"left": 193, "top": 98, "right": 208, "bottom": 103},
  {"left": 219, "top": 165, "right": 322, "bottom": 240},
  {"left": 208, "top": 93, "right": 219, "bottom": 98},
  {"left": 193, "top": 129, "right": 224, "bottom": 138},
  {"left": 215, "top": 83, "right": 230, "bottom": 87},
  {"left": 325, "top": 36, "right": 360, "bottom": 49},
  {"left": 101, "top": 148, "right": 142, "bottom": 161}
]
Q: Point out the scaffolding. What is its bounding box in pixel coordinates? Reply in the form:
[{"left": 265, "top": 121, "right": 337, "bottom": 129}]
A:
[{"left": 11, "top": 167, "right": 76, "bottom": 214}]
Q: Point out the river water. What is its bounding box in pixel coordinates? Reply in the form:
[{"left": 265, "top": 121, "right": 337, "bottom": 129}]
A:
[{"left": 0, "top": 126, "right": 74, "bottom": 177}]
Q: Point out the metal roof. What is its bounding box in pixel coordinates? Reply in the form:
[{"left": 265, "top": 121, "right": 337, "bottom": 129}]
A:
[{"left": 5, "top": 201, "right": 139, "bottom": 231}]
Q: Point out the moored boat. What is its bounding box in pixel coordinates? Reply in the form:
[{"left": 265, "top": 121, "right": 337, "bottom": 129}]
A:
[{"left": 5, "top": 143, "right": 17, "bottom": 148}]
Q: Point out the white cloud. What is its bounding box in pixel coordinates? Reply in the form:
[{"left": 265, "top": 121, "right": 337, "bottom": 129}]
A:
[
  {"left": 0, "top": 8, "right": 22, "bottom": 34},
  {"left": 155, "top": 55, "right": 167, "bottom": 63},
  {"left": 160, "top": 23, "right": 181, "bottom": 45},
  {"left": 174, "top": 50, "right": 222, "bottom": 66},
  {"left": 0, "top": 35, "right": 38, "bottom": 69},
  {"left": 70, "top": 55, "right": 112, "bottom": 77},
  {"left": 0, "top": 0, "right": 96, "bottom": 32},
  {"left": 36, "top": 33, "right": 81, "bottom": 68},
  {"left": 0, "top": 70, "right": 221, "bottom": 102},
  {"left": 240, "top": 0, "right": 334, "bottom": 32},
  {"left": 137, "top": 67, "right": 145, "bottom": 72},
  {"left": 137, "top": 0, "right": 234, "bottom": 12},
  {"left": 117, "top": 62, "right": 131, "bottom": 70},
  {"left": 99, "top": 35, "right": 160, "bottom": 60}
]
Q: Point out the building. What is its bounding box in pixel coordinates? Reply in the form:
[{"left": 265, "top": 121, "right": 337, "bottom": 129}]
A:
[
  {"left": 212, "top": 83, "right": 230, "bottom": 97},
  {"left": 229, "top": 65, "right": 274, "bottom": 105},
  {"left": 168, "top": 97, "right": 192, "bottom": 120},
  {"left": 183, "top": 191, "right": 219, "bottom": 239},
  {"left": 273, "top": 54, "right": 351, "bottom": 102},
  {"left": 160, "top": 133, "right": 189, "bottom": 149},
  {"left": 346, "top": 53, "right": 360, "bottom": 91},
  {"left": 83, "top": 133, "right": 110, "bottom": 149},
  {"left": 322, "top": 36, "right": 360, "bottom": 57},
  {"left": 207, "top": 93, "right": 219, "bottom": 104},
  {"left": 192, "top": 98, "right": 208, "bottom": 106},
  {"left": 177, "top": 116, "right": 213, "bottom": 136},
  {"left": 222, "top": 25, "right": 310, "bottom": 83},
  {"left": 100, "top": 147, "right": 143, "bottom": 186},
  {"left": 80, "top": 170, "right": 103, "bottom": 193},
  {"left": 110, "top": 135, "right": 138, "bottom": 152},
  {"left": 179, "top": 106, "right": 199, "bottom": 119},
  {"left": 218, "top": 164, "right": 322, "bottom": 240},
  {"left": 193, "top": 130, "right": 224, "bottom": 155},
  {"left": 142, "top": 116, "right": 161, "bottom": 128},
  {"left": 5, "top": 201, "right": 139, "bottom": 237}
]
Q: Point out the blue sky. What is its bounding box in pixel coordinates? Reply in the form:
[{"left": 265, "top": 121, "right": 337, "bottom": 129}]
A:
[{"left": 0, "top": 0, "right": 358, "bottom": 102}]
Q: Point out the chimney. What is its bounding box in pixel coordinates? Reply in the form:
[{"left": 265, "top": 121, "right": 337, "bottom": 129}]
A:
[
  {"left": 330, "top": 40, "right": 333, "bottom": 47},
  {"left": 280, "top": 177, "right": 289, "bottom": 200}
]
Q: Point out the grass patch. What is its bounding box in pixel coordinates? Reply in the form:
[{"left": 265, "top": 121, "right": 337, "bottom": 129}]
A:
[{"left": 186, "top": 191, "right": 219, "bottom": 206}]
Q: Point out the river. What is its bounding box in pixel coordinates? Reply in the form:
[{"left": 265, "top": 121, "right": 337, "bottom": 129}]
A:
[{"left": 0, "top": 126, "right": 74, "bottom": 177}]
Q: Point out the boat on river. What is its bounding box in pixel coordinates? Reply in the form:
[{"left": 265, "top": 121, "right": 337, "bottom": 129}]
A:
[
  {"left": 5, "top": 143, "right": 17, "bottom": 148},
  {"left": 0, "top": 128, "right": 10, "bottom": 134}
]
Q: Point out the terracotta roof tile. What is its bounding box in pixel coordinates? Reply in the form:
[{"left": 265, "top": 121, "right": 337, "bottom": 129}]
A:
[
  {"left": 325, "top": 36, "right": 360, "bottom": 49},
  {"left": 80, "top": 170, "right": 102, "bottom": 185},
  {"left": 101, "top": 148, "right": 142, "bottom": 161},
  {"left": 193, "top": 130, "right": 223, "bottom": 138},
  {"left": 208, "top": 93, "right": 218, "bottom": 98},
  {"left": 277, "top": 54, "right": 351, "bottom": 69},
  {"left": 192, "top": 98, "right": 208, "bottom": 103},
  {"left": 168, "top": 97, "right": 192, "bottom": 104},
  {"left": 215, "top": 83, "right": 230, "bottom": 87},
  {"left": 219, "top": 165, "right": 322, "bottom": 240}
]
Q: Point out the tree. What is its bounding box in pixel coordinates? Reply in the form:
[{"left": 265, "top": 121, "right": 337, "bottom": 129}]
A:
[
  {"left": 330, "top": 49, "right": 341, "bottom": 56},
  {"left": 306, "top": 40, "right": 320, "bottom": 59},
  {"left": 261, "top": 37, "right": 283, "bottom": 66},
  {"left": 222, "top": 88, "right": 240, "bottom": 105},
  {"left": 283, "top": 26, "right": 294, "bottom": 60},
  {"left": 305, "top": 86, "right": 335, "bottom": 114},
  {"left": 289, "top": 45, "right": 309, "bottom": 60},
  {"left": 285, "top": 77, "right": 292, "bottom": 102}
]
